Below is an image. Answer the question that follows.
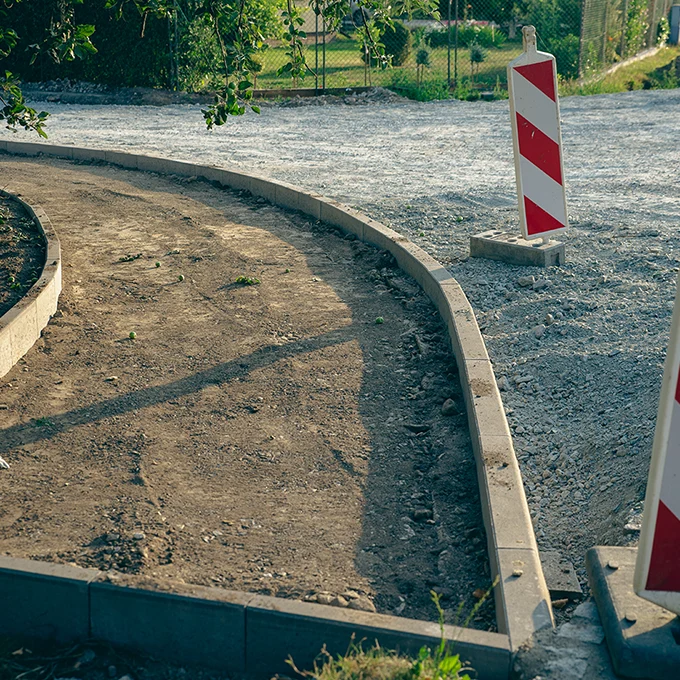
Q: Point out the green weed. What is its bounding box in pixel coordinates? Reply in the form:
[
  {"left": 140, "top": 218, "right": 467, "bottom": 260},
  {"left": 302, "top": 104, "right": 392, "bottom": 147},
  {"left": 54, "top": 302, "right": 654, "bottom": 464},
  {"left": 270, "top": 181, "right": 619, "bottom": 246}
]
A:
[{"left": 235, "top": 275, "right": 261, "bottom": 285}]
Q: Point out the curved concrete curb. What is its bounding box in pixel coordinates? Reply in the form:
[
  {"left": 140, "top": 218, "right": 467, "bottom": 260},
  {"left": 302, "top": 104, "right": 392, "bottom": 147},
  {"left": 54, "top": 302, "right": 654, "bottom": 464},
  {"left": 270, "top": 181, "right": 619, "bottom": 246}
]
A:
[
  {"left": 0, "top": 189, "right": 62, "bottom": 380},
  {"left": 0, "top": 141, "right": 553, "bottom": 654}
]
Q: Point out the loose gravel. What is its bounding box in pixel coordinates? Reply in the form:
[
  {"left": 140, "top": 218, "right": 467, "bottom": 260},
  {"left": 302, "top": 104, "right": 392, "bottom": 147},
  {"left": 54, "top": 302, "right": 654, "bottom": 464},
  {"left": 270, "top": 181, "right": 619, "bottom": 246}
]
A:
[{"left": 6, "top": 87, "right": 680, "bottom": 593}]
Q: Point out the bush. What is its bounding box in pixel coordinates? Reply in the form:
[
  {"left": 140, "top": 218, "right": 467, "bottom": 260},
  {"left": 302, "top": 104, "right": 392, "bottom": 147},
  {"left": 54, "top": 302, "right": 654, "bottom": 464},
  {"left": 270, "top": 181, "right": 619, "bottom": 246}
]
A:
[
  {"left": 550, "top": 34, "right": 580, "bottom": 79},
  {"left": 362, "top": 20, "right": 411, "bottom": 67},
  {"left": 382, "top": 20, "right": 412, "bottom": 66},
  {"left": 427, "top": 24, "right": 505, "bottom": 50}
]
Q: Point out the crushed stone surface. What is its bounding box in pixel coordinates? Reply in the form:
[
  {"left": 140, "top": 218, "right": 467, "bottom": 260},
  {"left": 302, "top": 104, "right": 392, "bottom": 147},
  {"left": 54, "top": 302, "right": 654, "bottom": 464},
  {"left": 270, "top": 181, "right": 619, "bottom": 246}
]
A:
[{"left": 6, "top": 86, "right": 680, "bottom": 601}]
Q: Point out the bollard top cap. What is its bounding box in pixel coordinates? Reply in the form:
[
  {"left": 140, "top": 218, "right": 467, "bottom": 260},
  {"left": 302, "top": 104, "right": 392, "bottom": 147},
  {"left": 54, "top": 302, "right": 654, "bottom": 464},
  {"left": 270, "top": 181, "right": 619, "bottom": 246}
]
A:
[{"left": 522, "top": 25, "right": 537, "bottom": 53}]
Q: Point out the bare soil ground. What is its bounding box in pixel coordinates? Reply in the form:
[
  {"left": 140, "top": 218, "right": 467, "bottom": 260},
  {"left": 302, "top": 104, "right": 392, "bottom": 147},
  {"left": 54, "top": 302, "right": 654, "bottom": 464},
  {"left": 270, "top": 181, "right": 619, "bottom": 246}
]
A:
[
  {"left": 0, "top": 156, "right": 493, "bottom": 628},
  {"left": 0, "top": 194, "right": 45, "bottom": 318}
]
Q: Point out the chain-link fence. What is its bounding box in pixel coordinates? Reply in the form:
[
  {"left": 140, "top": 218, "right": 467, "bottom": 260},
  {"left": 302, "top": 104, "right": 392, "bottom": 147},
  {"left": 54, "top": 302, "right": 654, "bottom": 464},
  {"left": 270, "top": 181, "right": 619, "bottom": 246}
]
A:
[
  {"left": 4, "top": 0, "right": 675, "bottom": 96},
  {"left": 580, "top": 0, "right": 673, "bottom": 75}
]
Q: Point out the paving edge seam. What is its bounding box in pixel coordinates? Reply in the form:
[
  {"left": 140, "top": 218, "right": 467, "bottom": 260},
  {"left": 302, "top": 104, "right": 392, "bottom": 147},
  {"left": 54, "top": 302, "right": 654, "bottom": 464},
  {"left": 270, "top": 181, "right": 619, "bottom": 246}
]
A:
[
  {"left": 0, "top": 141, "right": 553, "bottom": 659},
  {"left": 0, "top": 188, "right": 62, "bottom": 379}
]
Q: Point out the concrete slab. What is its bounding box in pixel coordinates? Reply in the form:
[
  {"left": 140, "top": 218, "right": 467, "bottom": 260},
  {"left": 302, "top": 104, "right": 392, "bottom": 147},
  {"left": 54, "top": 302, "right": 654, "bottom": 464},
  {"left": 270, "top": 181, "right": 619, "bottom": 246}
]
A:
[
  {"left": 541, "top": 549, "right": 583, "bottom": 601},
  {"left": 470, "top": 230, "right": 565, "bottom": 267},
  {"left": 586, "top": 546, "right": 680, "bottom": 679},
  {"left": 0, "top": 556, "right": 99, "bottom": 642},
  {"left": 245, "top": 595, "right": 511, "bottom": 679},
  {"left": 90, "top": 577, "right": 250, "bottom": 673}
]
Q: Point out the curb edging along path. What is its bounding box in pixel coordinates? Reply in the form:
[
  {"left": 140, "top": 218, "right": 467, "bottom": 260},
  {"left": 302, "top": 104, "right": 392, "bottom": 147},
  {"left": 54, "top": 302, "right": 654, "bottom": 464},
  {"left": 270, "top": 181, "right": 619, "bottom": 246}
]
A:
[
  {"left": 0, "top": 188, "right": 62, "bottom": 380},
  {"left": 0, "top": 141, "right": 553, "bottom": 666}
]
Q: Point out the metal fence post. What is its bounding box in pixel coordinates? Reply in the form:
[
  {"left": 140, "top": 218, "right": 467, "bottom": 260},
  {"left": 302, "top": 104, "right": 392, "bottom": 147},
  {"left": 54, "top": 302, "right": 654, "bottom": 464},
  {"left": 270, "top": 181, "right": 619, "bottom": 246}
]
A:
[
  {"left": 454, "top": 0, "right": 460, "bottom": 88},
  {"left": 447, "top": 0, "right": 452, "bottom": 88}
]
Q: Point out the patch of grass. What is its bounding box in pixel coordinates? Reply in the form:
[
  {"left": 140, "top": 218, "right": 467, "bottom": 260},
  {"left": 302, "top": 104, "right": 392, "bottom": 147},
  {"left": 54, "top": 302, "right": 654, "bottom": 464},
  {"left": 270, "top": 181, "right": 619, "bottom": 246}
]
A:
[
  {"left": 288, "top": 588, "right": 496, "bottom": 680},
  {"left": 235, "top": 275, "right": 261, "bottom": 285},
  {"left": 559, "top": 46, "right": 680, "bottom": 96},
  {"left": 118, "top": 253, "right": 143, "bottom": 263}
]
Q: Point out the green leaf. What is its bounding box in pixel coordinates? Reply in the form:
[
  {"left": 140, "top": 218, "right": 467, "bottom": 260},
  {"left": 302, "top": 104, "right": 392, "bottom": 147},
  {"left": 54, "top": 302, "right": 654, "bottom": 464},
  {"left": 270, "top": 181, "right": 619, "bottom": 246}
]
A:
[
  {"left": 238, "top": 80, "right": 253, "bottom": 90},
  {"left": 438, "top": 655, "right": 462, "bottom": 674},
  {"left": 251, "top": 105, "right": 260, "bottom": 113}
]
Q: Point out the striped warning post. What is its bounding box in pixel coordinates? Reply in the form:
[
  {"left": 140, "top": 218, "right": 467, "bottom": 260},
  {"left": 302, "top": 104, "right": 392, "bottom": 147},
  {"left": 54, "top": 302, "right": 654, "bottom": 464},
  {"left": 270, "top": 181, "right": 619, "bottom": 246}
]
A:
[
  {"left": 635, "top": 274, "right": 680, "bottom": 615},
  {"left": 508, "top": 27, "right": 567, "bottom": 241}
]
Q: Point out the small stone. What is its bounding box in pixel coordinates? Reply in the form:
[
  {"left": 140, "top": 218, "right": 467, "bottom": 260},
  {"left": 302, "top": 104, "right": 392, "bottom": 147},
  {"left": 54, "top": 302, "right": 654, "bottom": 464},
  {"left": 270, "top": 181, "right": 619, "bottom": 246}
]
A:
[
  {"left": 607, "top": 561, "right": 619, "bottom": 570},
  {"left": 472, "top": 588, "right": 486, "bottom": 600},
  {"left": 533, "top": 325, "right": 546, "bottom": 339},
  {"left": 132, "top": 532, "right": 145, "bottom": 540},
  {"left": 545, "top": 313, "right": 555, "bottom": 325},
  {"left": 0, "top": 456, "right": 10, "bottom": 470},
  {"left": 624, "top": 612, "right": 637, "bottom": 623},
  {"left": 342, "top": 590, "right": 361, "bottom": 600},
  {"left": 441, "top": 399, "right": 459, "bottom": 416},
  {"left": 498, "top": 376, "right": 510, "bottom": 391},
  {"left": 330, "top": 595, "right": 348, "bottom": 608},
  {"left": 348, "top": 596, "right": 376, "bottom": 612},
  {"left": 552, "top": 598, "right": 569, "bottom": 609},
  {"left": 104, "top": 376, "right": 119, "bottom": 382},
  {"left": 106, "top": 533, "right": 120, "bottom": 542},
  {"left": 517, "top": 275, "right": 535, "bottom": 288},
  {"left": 512, "top": 569, "right": 524, "bottom": 577},
  {"left": 412, "top": 508, "right": 433, "bottom": 522},
  {"left": 316, "top": 592, "right": 333, "bottom": 605},
  {"left": 533, "top": 279, "right": 551, "bottom": 290}
]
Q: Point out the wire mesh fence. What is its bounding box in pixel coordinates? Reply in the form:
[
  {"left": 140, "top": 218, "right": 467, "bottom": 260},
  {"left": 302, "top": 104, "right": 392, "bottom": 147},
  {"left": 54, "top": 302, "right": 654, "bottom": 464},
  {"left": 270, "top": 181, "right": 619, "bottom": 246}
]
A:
[
  {"left": 580, "top": 0, "right": 674, "bottom": 75},
  {"left": 4, "top": 0, "right": 675, "bottom": 96}
]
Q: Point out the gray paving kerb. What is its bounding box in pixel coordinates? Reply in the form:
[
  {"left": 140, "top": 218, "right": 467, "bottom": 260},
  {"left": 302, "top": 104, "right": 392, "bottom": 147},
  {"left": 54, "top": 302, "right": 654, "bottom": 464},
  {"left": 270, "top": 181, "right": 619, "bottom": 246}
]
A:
[
  {"left": 586, "top": 546, "right": 680, "bottom": 679},
  {"left": 0, "top": 189, "right": 62, "bottom": 379},
  {"left": 0, "top": 141, "right": 555, "bottom": 673}
]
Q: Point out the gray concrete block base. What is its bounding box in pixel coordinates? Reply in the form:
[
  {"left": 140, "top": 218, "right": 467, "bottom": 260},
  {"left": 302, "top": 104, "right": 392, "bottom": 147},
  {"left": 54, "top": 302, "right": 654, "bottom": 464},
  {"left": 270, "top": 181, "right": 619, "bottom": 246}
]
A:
[
  {"left": 586, "top": 546, "right": 680, "bottom": 679},
  {"left": 470, "top": 231, "right": 565, "bottom": 267}
]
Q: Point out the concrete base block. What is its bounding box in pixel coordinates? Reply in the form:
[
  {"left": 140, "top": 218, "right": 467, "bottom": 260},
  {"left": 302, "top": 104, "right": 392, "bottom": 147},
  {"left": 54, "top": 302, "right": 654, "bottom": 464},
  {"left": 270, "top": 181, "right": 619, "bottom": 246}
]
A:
[
  {"left": 470, "top": 231, "right": 565, "bottom": 267},
  {"left": 245, "top": 595, "right": 510, "bottom": 679},
  {"left": 0, "top": 556, "right": 99, "bottom": 642},
  {"left": 586, "top": 546, "right": 680, "bottom": 679},
  {"left": 90, "top": 578, "right": 250, "bottom": 673}
]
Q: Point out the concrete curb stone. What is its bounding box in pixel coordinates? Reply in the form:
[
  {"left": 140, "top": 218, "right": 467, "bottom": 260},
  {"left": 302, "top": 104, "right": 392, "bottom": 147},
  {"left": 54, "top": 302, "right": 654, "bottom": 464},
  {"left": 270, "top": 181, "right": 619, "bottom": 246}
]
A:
[
  {"left": 0, "top": 141, "right": 553, "bottom": 666},
  {"left": 0, "top": 188, "right": 62, "bottom": 379}
]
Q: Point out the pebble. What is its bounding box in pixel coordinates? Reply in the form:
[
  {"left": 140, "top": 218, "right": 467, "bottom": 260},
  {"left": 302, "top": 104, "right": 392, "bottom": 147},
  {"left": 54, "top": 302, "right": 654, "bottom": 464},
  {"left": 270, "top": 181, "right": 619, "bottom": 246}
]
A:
[
  {"left": 545, "top": 313, "right": 555, "bottom": 325},
  {"left": 533, "top": 279, "right": 551, "bottom": 290},
  {"left": 533, "top": 325, "right": 546, "bottom": 339},
  {"left": 412, "top": 508, "right": 433, "bottom": 521},
  {"left": 316, "top": 592, "right": 333, "bottom": 605},
  {"left": 330, "top": 595, "right": 348, "bottom": 608},
  {"left": 132, "top": 532, "right": 145, "bottom": 540},
  {"left": 441, "top": 398, "right": 460, "bottom": 416},
  {"left": 517, "top": 275, "right": 535, "bottom": 288},
  {"left": 498, "top": 376, "right": 511, "bottom": 391},
  {"left": 348, "top": 596, "right": 377, "bottom": 612}
]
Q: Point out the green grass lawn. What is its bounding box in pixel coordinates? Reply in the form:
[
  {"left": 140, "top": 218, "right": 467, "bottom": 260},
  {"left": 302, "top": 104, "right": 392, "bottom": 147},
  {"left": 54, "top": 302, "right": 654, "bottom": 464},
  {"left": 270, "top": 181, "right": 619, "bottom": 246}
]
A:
[
  {"left": 559, "top": 45, "right": 680, "bottom": 96},
  {"left": 256, "top": 33, "right": 523, "bottom": 90}
]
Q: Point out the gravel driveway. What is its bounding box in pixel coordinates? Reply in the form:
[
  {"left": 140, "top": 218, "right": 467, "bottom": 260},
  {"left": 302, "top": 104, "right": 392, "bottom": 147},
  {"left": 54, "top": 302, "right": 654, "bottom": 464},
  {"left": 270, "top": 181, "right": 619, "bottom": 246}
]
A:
[{"left": 7, "top": 87, "right": 680, "bottom": 589}]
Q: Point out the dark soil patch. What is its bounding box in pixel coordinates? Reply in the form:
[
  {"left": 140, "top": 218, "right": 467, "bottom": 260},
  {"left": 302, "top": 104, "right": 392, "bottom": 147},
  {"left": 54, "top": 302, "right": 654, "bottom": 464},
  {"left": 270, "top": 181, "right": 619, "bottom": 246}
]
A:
[
  {"left": 0, "top": 636, "right": 232, "bottom": 680},
  {"left": 0, "top": 195, "right": 45, "bottom": 317}
]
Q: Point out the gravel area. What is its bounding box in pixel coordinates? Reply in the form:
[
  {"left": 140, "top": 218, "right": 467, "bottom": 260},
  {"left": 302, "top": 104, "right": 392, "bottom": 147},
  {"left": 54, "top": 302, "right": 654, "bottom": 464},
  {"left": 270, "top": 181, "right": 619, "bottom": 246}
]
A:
[{"left": 5, "top": 87, "right": 680, "bottom": 593}]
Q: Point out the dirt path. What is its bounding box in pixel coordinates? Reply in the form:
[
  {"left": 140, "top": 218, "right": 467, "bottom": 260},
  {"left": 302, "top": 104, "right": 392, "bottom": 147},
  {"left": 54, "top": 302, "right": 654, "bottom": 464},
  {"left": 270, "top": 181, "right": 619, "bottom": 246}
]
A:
[{"left": 0, "top": 156, "right": 493, "bottom": 628}]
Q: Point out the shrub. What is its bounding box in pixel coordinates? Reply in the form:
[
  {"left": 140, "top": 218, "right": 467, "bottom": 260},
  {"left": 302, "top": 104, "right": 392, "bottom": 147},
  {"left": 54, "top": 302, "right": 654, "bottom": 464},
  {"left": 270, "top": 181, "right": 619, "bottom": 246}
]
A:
[
  {"left": 550, "top": 34, "right": 580, "bottom": 79},
  {"left": 382, "top": 20, "right": 412, "bottom": 66},
  {"left": 427, "top": 24, "right": 505, "bottom": 50}
]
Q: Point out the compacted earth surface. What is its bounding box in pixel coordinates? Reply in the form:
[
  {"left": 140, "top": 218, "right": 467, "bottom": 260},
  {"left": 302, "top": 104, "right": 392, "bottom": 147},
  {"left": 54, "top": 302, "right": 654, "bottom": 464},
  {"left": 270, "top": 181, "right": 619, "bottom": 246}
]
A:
[{"left": 0, "top": 156, "right": 493, "bottom": 630}]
